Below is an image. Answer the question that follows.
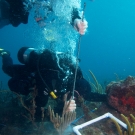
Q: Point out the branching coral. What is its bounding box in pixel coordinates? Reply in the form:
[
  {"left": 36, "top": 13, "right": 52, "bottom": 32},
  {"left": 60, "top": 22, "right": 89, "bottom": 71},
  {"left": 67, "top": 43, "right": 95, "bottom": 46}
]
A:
[
  {"left": 48, "top": 92, "right": 76, "bottom": 135},
  {"left": 14, "top": 84, "right": 38, "bottom": 127},
  {"left": 111, "top": 114, "right": 135, "bottom": 135},
  {"left": 88, "top": 70, "right": 104, "bottom": 94}
]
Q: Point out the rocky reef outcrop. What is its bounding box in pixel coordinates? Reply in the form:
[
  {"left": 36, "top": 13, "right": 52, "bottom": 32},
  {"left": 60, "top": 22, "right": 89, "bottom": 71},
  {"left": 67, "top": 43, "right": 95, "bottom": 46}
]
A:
[{"left": 106, "top": 76, "right": 135, "bottom": 115}]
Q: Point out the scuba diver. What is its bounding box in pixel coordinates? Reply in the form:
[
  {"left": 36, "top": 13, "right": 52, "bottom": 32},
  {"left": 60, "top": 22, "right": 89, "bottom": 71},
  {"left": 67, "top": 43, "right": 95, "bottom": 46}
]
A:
[
  {"left": 0, "top": 0, "right": 29, "bottom": 28},
  {"left": 0, "top": 47, "right": 107, "bottom": 120},
  {"left": 0, "top": 0, "right": 88, "bottom": 35}
]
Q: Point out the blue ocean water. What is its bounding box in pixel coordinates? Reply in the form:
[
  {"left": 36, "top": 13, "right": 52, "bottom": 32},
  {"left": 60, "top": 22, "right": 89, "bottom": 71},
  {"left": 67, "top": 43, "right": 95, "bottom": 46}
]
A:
[
  {"left": 80, "top": 0, "right": 135, "bottom": 84},
  {"left": 0, "top": 0, "right": 135, "bottom": 89}
]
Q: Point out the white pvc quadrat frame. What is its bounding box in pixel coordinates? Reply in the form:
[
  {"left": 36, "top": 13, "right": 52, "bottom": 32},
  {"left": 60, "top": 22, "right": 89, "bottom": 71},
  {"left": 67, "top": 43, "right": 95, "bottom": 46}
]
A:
[{"left": 73, "top": 112, "right": 128, "bottom": 135}]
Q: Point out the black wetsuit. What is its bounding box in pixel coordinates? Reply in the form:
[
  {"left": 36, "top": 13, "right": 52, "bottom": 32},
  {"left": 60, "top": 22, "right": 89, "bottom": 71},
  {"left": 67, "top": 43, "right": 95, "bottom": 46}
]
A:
[
  {"left": 2, "top": 48, "right": 107, "bottom": 118},
  {"left": 0, "top": 0, "right": 29, "bottom": 27},
  {"left": 5, "top": 0, "right": 29, "bottom": 27},
  {"left": 0, "top": 0, "right": 81, "bottom": 28}
]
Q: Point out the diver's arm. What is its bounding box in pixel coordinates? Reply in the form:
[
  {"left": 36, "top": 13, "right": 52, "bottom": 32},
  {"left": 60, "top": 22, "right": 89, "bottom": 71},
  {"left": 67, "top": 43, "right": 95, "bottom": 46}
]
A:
[
  {"left": 72, "top": 8, "right": 88, "bottom": 35},
  {"left": 8, "top": 77, "right": 31, "bottom": 95},
  {"left": 71, "top": 8, "right": 81, "bottom": 24},
  {"left": 87, "top": 92, "right": 107, "bottom": 102},
  {"left": 75, "top": 78, "right": 107, "bottom": 102},
  {"left": 54, "top": 99, "right": 76, "bottom": 115},
  {"left": 2, "top": 54, "right": 30, "bottom": 77}
]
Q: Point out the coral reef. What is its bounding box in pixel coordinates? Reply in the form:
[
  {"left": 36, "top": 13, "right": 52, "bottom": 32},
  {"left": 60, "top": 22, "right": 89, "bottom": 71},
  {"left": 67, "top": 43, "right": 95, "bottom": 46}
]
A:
[
  {"left": 106, "top": 76, "right": 135, "bottom": 115},
  {"left": 88, "top": 70, "right": 104, "bottom": 94},
  {"left": 111, "top": 114, "right": 135, "bottom": 135},
  {"left": 2, "top": 75, "right": 135, "bottom": 135},
  {"left": 0, "top": 89, "right": 124, "bottom": 135},
  {"left": 49, "top": 92, "right": 76, "bottom": 135}
]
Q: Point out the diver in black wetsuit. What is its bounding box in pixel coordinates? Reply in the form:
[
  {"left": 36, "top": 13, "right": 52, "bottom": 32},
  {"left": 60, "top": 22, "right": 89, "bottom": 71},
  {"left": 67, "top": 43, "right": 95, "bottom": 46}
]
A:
[
  {"left": 0, "top": 0, "right": 88, "bottom": 35},
  {"left": 0, "top": 0, "right": 29, "bottom": 28},
  {"left": 0, "top": 47, "right": 107, "bottom": 120}
]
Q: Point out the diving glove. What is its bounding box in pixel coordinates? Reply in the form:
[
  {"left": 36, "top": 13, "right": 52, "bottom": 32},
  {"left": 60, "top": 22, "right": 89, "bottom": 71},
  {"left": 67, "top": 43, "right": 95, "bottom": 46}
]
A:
[{"left": 0, "top": 48, "right": 10, "bottom": 56}]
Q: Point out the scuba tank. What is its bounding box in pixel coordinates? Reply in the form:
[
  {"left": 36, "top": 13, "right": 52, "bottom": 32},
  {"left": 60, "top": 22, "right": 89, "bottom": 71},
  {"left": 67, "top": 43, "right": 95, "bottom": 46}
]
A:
[{"left": 17, "top": 47, "right": 37, "bottom": 64}]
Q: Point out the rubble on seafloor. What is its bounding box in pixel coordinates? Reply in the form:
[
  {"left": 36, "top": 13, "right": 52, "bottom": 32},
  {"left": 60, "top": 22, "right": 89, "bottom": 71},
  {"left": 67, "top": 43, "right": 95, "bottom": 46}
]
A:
[{"left": 1, "top": 76, "right": 135, "bottom": 135}]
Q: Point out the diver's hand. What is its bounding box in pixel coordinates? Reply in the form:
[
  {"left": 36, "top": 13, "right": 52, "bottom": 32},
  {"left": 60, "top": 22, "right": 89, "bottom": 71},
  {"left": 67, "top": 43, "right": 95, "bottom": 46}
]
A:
[
  {"left": 74, "top": 19, "right": 88, "bottom": 35},
  {"left": 66, "top": 100, "right": 76, "bottom": 112}
]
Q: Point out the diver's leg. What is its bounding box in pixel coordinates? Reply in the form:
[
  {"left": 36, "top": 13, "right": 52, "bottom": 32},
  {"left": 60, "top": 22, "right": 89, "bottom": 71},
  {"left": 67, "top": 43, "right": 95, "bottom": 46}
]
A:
[
  {"left": 1, "top": 50, "right": 28, "bottom": 77},
  {"left": 34, "top": 94, "right": 49, "bottom": 121},
  {"left": 8, "top": 77, "right": 30, "bottom": 95},
  {"left": 1, "top": 53, "right": 14, "bottom": 77}
]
